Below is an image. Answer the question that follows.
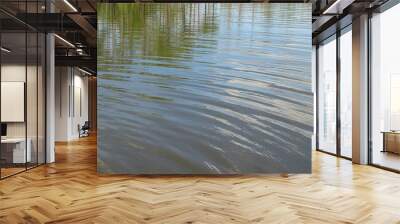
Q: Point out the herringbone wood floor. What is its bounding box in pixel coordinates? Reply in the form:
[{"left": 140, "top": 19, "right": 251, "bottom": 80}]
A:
[{"left": 1, "top": 135, "right": 400, "bottom": 224}]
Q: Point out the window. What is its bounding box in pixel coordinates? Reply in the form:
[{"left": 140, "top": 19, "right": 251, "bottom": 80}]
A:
[
  {"left": 370, "top": 3, "right": 400, "bottom": 171},
  {"left": 318, "top": 36, "right": 337, "bottom": 154},
  {"left": 339, "top": 27, "right": 352, "bottom": 158}
]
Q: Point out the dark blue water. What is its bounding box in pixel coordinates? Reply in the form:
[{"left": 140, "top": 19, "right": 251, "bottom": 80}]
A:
[{"left": 97, "top": 3, "right": 312, "bottom": 174}]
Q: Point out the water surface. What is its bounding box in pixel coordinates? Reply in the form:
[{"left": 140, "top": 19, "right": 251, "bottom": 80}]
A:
[{"left": 98, "top": 3, "right": 312, "bottom": 174}]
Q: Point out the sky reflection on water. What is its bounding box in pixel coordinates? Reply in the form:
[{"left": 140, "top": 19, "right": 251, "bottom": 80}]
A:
[{"left": 98, "top": 3, "right": 312, "bottom": 174}]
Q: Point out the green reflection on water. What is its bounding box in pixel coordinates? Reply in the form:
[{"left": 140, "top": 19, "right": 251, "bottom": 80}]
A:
[
  {"left": 98, "top": 3, "right": 220, "bottom": 63},
  {"left": 98, "top": 4, "right": 308, "bottom": 61}
]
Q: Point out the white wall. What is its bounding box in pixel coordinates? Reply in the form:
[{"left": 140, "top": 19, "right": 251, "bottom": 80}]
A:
[
  {"left": 55, "top": 66, "right": 70, "bottom": 141},
  {"left": 1, "top": 65, "right": 26, "bottom": 139},
  {"left": 70, "top": 72, "right": 89, "bottom": 138},
  {"left": 55, "top": 67, "right": 89, "bottom": 141},
  {"left": 1, "top": 65, "right": 39, "bottom": 137},
  {"left": 1, "top": 64, "right": 25, "bottom": 81},
  {"left": 1, "top": 63, "right": 46, "bottom": 164}
]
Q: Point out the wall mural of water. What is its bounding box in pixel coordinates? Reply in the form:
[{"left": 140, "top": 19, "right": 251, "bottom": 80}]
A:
[{"left": 97, "top": 3, "right": 312, "bottom": 174}]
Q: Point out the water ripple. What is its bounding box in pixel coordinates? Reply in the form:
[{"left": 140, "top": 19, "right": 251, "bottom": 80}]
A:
[{"left": 98, "top": 3, "right": 312, "bottom": 174}]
